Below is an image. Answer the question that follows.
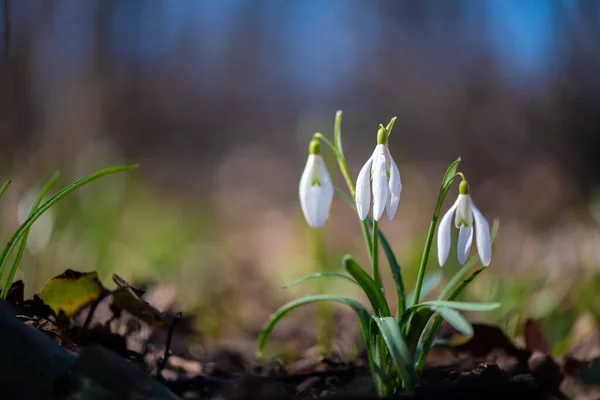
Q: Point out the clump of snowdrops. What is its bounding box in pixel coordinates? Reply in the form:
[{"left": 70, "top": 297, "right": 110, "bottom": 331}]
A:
[{"left": 258, "top": 111, "right": 500, "bottom": 396}]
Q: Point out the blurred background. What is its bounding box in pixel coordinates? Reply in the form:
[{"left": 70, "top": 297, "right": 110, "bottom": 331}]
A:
[{"left": 2, "top": 0, "right": 600, "bottom": 359}]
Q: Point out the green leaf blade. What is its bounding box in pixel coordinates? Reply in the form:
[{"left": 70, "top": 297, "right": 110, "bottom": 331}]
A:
[
  {"left": 440, "top": 157, "right": 461, "bottom": 191},
  {"left": 283, "top": 272, "right": 357, "bottom": 289},
  {"left": 334, "top": 110, "right": 344, "bottom": 160},
  {"left": 0, "top": 180, "right": 11, "bottom": 200},
  {"left": 0, "top": 172, "right": 59, "bottom": 296},
  {"left": 372, "top": 316, "right": 416, "bottom": 389},
  {"left": 436, "top": 307, "right": 473, "bottom": 336},
  {"left": 418, "top": 300, "right": 501, "bottom": 312},
  {"left": 257, "top": 294, "right": 371, "bottom": 357},
  {"left": 343, "top": 255, "right": 391, "bottom": 317},
  {"left": 407, "top": 272, "right": 441, "bottom": 308}
]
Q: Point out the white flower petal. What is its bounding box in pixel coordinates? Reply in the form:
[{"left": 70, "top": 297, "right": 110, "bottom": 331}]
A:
[
  {"left": 371, "top": 145, "right": 388, "bottom": 221},
  {"left": 457, "top": 225, "right": 473, "bottom": 264},
  {"left": 386, "top": 151, "right": 402, "bottom": 220},
  {"left": 469, "top": 197, "right": 492, "bottom": 266},
  {"left": 437, "top": 196, "right": 461, "bottom": 267},
  {"left": 355, "top": 154, "right": 374, "bottom": 220},
  {"left": 299, "top": 155, "right": 316, "bottom": 226},
  {"left": 454, "top": 194, "right": 473, "bottom": 228},
  {"left": 299, "top": 155, "right": 333, "bottom": 228},
  {"left": 314, "top": 159, "right": 334, "bottom": 227}
]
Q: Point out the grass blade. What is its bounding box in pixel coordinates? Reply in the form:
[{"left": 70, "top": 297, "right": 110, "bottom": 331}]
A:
[
  {"left": 417, "top": 300, "right": 500, "bottom": 312},
  {"left": 344, "top": 255, "right": 391, "bottom": 317},
  {"left": 283, "top": 272, "right": 357, "bottom": 289},
  {"left": 0, "top": 180, "right": 11, "bottom": 200},
  {"left": 372, "top": 316, "right": 417, "bottom": 389},
  {"left": 441, "top": 157, "right": 461, "bottom": 190},
  {"left": 0, "top": 173, "right": 59, "bottom": 297},
  {"left": 257, "top": 294, "right": 371, "bottom": 356},
  {"left": 415, "top": 265, "right": 489, "bottom": 374},
  {"left": 0, "top": 165, "right": 138, "bottom": 281},
  {"left": 406, "top": 272, "right": 441, "bottom": 308},
  {"left": 436, "top": 307, "right": 473, "bottom": 336},
  {"left": 334, "top": 110, "right": 344, "bottom": 160}
]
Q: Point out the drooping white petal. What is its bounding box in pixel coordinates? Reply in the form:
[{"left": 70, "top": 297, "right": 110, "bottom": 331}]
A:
[
  {"left": 457, "top": 225, "right": 473, "bottom": 264},
  {"left": 299, "top": 155, "right": 316, "bottom": 226},
  {"left": 454, "top": 194, "right": 474, "bottom": 228},
  {"left": 299, "top": 155, "right": 333, "bottom": 228},
  {"left": 437, "top": 196, "right": 461, "bottom": 266},
  {"left": 371, "top": 145, "right": 388, "bottom": 221},
  {"left": 469, "top": 196, "right": 492, "bottom": 266},
  {"left": 386, "top": 150, "right": 402, "bottom": 220},
  {"left": 355, "top": 153, "right": 374, "bottom": 220},
  {"left": 314, "top": 157, "right": 334, "bottom": 227}
]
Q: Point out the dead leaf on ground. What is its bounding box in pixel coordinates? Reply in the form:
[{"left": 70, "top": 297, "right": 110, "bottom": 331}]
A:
[
  {"left": 38, "top": 270, "right": 106, "bottom": 317},
  {"left": 111, "top": 274, "right": 165, "bottom": 327}
]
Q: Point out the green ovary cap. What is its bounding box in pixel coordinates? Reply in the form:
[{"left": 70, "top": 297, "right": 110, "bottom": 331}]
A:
[
  {"left": 309, "top": 139, "right": 321, "bottom": 155},
  {"left": 459, "top": 179, "right": 470, "bottom": 195},
  {"left": 377, "top": 127, "right": 388, "bottom": 144}
]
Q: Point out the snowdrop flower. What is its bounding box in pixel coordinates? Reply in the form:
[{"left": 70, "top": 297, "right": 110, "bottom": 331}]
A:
[
  {"left": 299, "top": 139, "right": 334, "bottom": 228},
  {"left": 437, "top": 180, "right": 491, "bottom": 267},
  {"left": 355, "top": 127, "right": 402, "bottom": 221}
]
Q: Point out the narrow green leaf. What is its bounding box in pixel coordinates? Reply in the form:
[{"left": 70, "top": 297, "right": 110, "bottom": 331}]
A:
[
  {"left": 0, "top": 180, "right": 11, "bottom": 200},
  {"left": 334, "top": 110, "right": 344, "bottom": 160},
  {"left": 385, "top": 117, "right": 397, "bottom": 137},
  {"left": 283, "top": 272, "right": 357, "bottom": 289},
  {"left": 372, "top": 222, "right": 406, "bottom": 315},
  {"left": 407, "top": 272, "right": 441, "bottom": 308},
  {"left": 438, "top": 219, "right": 500, "bottom": 301},
  {"left": 415, "top": 265, "right": 488, "bottom": 374},
  {"left": 441, "top": 157, "right": 461, "bottom": 190},
  {"left": 344, "top": 255, "right": 391, "bottom": 317},
  {"left": 403, "top": 307, "right": 435, "bottom": 356},
  {"left": 257, "top": 295, "right": 371, "bottom": 356},
  {"left": 436, "top": 307, "right": 473, "bottom": 336},
  {"left": 372, "top": 316, "right": 416, "bottom": 389},
  {"left": 418, "top": 300, "right": 500, "bottom": 312},
  {"left": 0, "top": 173, "right": 59, "bottom": 297},
  {"left": 334, "top": 187, "right": 406, "bottom": 315},
  {"left": 447, "top": 266, "right": 485, "bottom": 302},
  {"left": 0, "top": 165, "right": 138, "bottom": 281}
]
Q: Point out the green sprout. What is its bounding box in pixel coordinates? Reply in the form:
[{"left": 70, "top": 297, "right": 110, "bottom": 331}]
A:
[
  {"left": 0, "top": 164, "right": 138, "bottom": 299},
  {"left": 258, "top": 111, "right": 500, "bottom": 397}
]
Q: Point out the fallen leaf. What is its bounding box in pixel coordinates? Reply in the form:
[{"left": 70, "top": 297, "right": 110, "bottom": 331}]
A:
[
  {"left": 111, "top": 274, "right": 165, "bottom": 327},
  {"left": 38, "top": 269, "right": 106, "bottom": 317}
]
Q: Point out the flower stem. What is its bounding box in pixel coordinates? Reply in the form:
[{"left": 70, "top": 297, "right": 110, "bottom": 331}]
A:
[
  {"left": 411, "top": 170, "right": 460, "bottom": 309},
  {"left": 310, "top": 227, "right": 333, "bottom": 353},
  {"left": 371, "top": 219, "right": 381, "bottom": 291},
  {"left": 411, "top": 215, "right": 438, "bottom": 307},
  {"left": 315, "top": 132, "right": 374, "bottom": 263}
]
